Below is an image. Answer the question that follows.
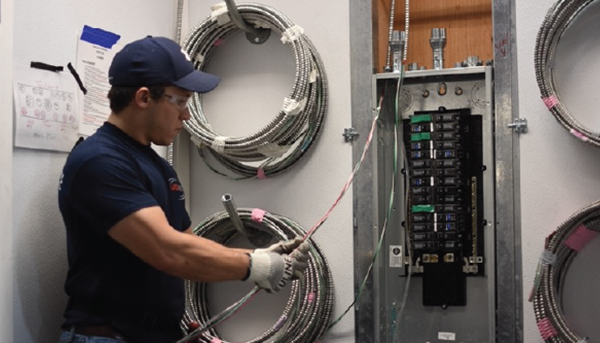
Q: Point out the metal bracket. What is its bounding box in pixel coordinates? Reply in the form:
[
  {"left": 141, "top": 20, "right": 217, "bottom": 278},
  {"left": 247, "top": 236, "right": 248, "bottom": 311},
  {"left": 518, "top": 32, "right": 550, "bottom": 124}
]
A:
[
  {"left": 224, "top": 0, "right": 271, "bottom": 44},
  {"left": 430, "top": 28, "right": 446, "bottom": 70},
  {"left": 390, "top": 30, "right": 406, "bottom": 73},
  {"left": 507, "top": 117, "right": 528, "bottom": 133},
  {"left": 405, "top": 256, "right": 424, "bottom": 273},
  {"left": 343, "top": 128, "right": 360, "bottom": 142},
  {"left": 462, "top": 257, "right": 479, "bottom": 274}
]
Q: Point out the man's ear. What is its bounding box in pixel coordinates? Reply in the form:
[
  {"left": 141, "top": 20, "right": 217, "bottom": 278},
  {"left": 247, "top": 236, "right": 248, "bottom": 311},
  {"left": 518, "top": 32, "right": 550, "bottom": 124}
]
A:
[{"left": 135, "top": 87, "right": 151, "bottom": 109}]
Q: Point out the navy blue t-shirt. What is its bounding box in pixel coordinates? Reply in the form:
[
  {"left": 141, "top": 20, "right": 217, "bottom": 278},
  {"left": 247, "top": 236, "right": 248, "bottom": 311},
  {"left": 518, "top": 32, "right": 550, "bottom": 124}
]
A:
[{"left": 59, "top": 122, "right": 191, "bottom": 343}]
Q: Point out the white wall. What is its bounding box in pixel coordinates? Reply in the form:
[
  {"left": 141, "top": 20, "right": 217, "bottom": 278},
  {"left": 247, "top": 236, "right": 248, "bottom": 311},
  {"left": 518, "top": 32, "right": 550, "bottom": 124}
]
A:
[
  {"left": 10, "top": 0, "right": 356, "bottom": 342},
  {"left": 186, "top": 2, "right": 355, "bottom": 342},
  {"left": 17, "top": 0, "right": 597, "bottom": 341},
  {"left": 516, "top": 1, "right": 600, "bottom": 342},
  {"left": 11, "top": 1, "right": 178, "bottom": 342},
  {"left": 1, "top": 1, "right": 14, "bottom": 342}
]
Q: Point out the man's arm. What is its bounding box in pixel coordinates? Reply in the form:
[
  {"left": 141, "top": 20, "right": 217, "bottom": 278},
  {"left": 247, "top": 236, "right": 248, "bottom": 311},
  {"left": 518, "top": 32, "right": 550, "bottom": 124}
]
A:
[
  {"left": 183, "top": 227, "right": 252, "bottom": 255},
  {"left": 108, "top": 206, "right": 249, "bottom": 282}
]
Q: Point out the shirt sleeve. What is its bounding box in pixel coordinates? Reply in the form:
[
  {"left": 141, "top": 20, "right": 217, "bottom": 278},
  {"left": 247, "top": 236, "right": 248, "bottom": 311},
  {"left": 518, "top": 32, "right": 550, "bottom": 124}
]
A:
[{"left": 69, "top": 154, "right": 158, "bottom": 235}]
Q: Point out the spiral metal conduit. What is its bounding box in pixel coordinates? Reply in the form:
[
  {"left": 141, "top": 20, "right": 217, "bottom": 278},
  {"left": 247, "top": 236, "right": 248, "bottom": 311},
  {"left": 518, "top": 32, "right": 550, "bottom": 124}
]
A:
[
  {"left": 535, "top": 0, "right": 600, "bottom": 146},
  {"left": 531, "top": 200, "right": 600, "bottom": 342},
  {"left": 182, "top": 208, "right": 334, "bottom": 342},
  {"left": 167, "top": 0, "right": 186, "bottom": 166},
  {"left": 182, "top": 3, "right": 328, "bottom": 178}
]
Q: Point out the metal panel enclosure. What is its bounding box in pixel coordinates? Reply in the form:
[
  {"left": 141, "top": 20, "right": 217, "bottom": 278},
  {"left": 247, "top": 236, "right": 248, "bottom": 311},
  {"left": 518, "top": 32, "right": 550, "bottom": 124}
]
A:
[{"left": 371, "top": 67, "right": 495, "bottom": 343}]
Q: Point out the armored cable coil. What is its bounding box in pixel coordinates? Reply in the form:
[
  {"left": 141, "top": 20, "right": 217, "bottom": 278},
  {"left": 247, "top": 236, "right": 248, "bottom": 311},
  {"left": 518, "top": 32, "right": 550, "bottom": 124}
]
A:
[
  {"left": 182, "top": 3, "right": 328, "bottom": 178},
  {"left": 182, "top": 208, "right": 335, "bottom": 342},
  {"left": 531, "top": 200, "right": 600, "bottom": 342},
  {"left": 534, "top": 0, "right": 600, "bottom": 146}
]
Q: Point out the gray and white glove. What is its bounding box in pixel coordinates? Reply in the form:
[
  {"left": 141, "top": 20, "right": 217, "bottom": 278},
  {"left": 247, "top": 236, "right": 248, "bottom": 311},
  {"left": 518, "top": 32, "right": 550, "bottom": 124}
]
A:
[
  {"left": 246, "top": 240, "right": 310, "bottom": 293},
  {"left": 254, "top": 237, "right": 304, "bottom": 255}
]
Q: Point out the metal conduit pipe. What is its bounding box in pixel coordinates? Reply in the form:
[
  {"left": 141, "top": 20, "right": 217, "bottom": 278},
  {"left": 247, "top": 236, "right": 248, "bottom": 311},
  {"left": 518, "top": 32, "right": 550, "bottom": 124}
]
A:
[
  {"left": 182, "top": 208, "right": 335, "bottom": 342},
  {"left": 182, "top": 3, "right": 328, "bottom": 178},
  {"left": 167, "top": 0, "right": 186, "bottom": 166},
  {"left": 531, "top": 199, "right": 600, "bottom": 342},
  {"left": 535, "top": 0, "right": 600, "bottom": 147},
  {"left": 384, "top": 0, "right": 397, "bottom": 72},
  {"left": 385, "top": 0, "right": 410, "bottom": 72},
  {"left": 403, "top": 0, "right": 409, "bottom": 63},
  {"left": 220, "top": 193, "right": 247, "bottom": 237}
]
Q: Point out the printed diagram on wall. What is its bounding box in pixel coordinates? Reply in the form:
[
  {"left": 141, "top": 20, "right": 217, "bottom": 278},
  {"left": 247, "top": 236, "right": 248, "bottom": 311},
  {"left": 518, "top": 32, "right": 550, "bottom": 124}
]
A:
[{"left": 13, "top": 65, "right": 79, "bottom": 152}]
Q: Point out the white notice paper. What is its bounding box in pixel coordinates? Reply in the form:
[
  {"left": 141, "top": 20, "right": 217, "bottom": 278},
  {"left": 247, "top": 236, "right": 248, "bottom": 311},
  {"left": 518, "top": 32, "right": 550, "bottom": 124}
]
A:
[
  {"left": 77, "top": 39, "right": 121, "bottom": 136},
  {"left": 13, "top": 65, "right": 79, "bottom": 152}
]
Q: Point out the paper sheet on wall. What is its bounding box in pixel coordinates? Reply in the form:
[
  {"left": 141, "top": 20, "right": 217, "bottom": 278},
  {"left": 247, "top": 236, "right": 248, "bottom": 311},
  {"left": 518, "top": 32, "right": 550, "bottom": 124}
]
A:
[
  {"left": 13, "top": 65, "right": 79, "bottom": 152},
  {"left": 76, "top": 26, "right": 121, "bottom": 136}
]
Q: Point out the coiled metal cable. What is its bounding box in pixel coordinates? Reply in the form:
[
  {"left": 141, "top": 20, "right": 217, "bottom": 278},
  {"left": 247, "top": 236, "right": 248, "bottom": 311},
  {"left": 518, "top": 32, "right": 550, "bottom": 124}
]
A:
[
  {"left": 182, "top": 208, "right": 334, "bottom": 342},
  {"left": 531, "top": 200, "right": 600, "bottom": 342},
  {"left": 534, "top": 0, "right": 600, "bottom": 146},
  {"left": 182, "top": 3, "right": 328, "bottom": 178}
]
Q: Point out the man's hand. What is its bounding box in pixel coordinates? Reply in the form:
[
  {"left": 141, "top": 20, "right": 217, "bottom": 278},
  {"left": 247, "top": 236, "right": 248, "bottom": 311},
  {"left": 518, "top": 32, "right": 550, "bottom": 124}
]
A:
[
  {"left": 254, "top": 237, "right": 304, "bottom": 255},
  {"left": 246, "top": 240, "right": 310, "bottom": 292}
]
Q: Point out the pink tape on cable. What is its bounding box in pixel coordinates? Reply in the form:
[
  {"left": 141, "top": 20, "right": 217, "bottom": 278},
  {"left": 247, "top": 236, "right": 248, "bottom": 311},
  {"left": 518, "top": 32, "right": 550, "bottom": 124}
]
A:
[
  {"left": 251, "top": 208, "right": 266, "bottom": 223},
  {"left": 308, "top": 292, "right": 316, "bottom": 303},
  {"left": 570, "top": 129, "right": 589, "bottom": 142},
  {"left": 565, "top": 224, "right": 598, "bottom": 252},
  {"left": 257, "top": 168, "right": 267, "bottom": 179},
  {"left": 542, "top": 95, "right": 559, "bottom": 110},
  {"left": 537, "top": 318, "right": 558, "bottom": 340},
  {"left": 211, "top": 338, "right": 222, "bottom": 343},
  {"left": 213, "top": 38, "right": 223, "bottom": 47}
]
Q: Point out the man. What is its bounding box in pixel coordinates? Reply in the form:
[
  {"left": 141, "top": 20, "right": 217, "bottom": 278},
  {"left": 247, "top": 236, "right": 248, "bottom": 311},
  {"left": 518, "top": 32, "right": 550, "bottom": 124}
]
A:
[{"left": 58, "top": 36, "right": 309, "bottom": 343}]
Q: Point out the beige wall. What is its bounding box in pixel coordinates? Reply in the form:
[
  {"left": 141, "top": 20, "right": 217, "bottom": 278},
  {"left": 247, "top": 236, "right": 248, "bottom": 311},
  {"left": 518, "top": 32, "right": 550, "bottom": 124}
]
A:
[{"left": 1, "top": 0, "right": 14, "bottom": 342}]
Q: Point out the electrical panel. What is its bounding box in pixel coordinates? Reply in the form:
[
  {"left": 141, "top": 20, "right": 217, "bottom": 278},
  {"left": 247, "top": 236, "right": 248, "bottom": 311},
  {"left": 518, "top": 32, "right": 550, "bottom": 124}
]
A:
[
  {"left": 372, "top": 66, "right": 495, "bottom": 343},
  {"left": 404, "top": 108, "right": 484, "bottom": 307}
]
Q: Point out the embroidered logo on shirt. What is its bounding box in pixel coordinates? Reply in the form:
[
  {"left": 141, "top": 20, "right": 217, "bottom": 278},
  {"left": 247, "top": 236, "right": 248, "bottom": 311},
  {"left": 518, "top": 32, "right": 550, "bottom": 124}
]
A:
[{"left": 169, "top": 177, "right": 185, "bottom": 200}]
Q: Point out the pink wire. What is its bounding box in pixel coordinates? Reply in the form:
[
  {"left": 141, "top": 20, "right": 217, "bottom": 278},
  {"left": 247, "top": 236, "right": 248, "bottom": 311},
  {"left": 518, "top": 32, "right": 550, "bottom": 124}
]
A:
[
  {"left": 182, "top": 291, "right": 261, "bottom": 342},
  {"left": 213, "top": 290, "right": 260, "bottom": 329},
  {"left": 185, "top": 97, "right": 384, "bottom": 342},
  {"left": 304, "top": 97, "right": 383, "bottom": 240}
]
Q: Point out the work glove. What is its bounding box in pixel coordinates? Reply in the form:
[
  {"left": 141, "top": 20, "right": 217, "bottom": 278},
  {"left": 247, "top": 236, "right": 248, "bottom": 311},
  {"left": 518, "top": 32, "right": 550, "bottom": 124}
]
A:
[
  {"left": 254, "top": 236, "right": 304, "bottom": 255},
  {"left": 246, "top": 240, "right": 310, "bottom": 293}
]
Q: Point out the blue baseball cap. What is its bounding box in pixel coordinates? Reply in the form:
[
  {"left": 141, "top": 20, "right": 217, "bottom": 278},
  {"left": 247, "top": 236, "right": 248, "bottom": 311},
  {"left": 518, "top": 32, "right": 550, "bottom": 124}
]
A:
[{"left": 108, "top": 36, "right": 220, "bottom": 93}]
